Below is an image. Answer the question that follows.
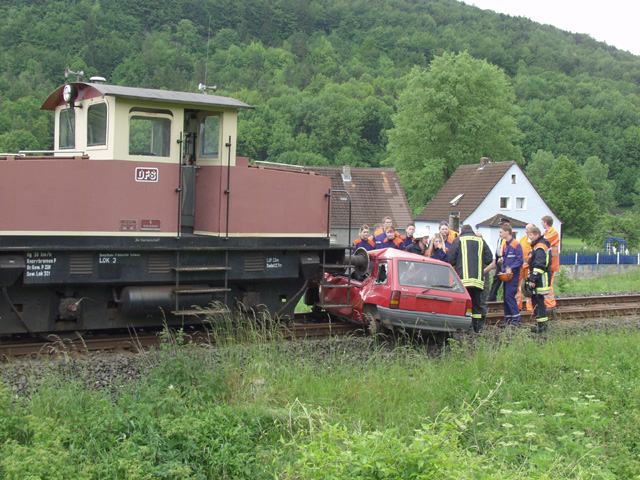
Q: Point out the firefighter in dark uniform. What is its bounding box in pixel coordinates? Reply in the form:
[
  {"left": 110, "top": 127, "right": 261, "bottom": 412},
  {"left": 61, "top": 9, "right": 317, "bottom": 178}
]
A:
[
  {"left": 527, "top": 225, "right": 553, "bottom": 333},
  {"left": 447, "top": 224, "right": 493, "bottom": 333}
]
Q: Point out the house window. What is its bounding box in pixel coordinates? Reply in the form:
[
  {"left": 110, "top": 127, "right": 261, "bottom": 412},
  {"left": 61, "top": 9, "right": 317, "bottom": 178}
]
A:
[
  {"left": 516, "top": 197, "right": 526, "bottom": 210},
  {"left": 511, "top": 174, "right": 517, "bottom": 184},
  {"left": 500, "top": 197, "right": 510, "bottom": 209},
  {"left": 87, "top": 103, "right": 107, "bottom": 146}
]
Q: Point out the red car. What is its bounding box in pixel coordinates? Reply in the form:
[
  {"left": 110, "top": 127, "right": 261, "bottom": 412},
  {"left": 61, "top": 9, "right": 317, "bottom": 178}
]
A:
[{"left": 320, "top": 248, "right": 472, "bottom": 334}]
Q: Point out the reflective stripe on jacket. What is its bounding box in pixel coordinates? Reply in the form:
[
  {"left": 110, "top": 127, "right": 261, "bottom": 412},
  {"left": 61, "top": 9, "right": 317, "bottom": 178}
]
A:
[{"left": 447, "top": 231, "right": 493, "bottom": 290}]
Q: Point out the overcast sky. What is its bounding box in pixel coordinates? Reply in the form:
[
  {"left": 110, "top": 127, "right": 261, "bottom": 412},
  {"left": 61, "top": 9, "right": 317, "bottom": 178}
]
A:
[{"left": 466, "top": 0, "right": 640, "bottom": 56}]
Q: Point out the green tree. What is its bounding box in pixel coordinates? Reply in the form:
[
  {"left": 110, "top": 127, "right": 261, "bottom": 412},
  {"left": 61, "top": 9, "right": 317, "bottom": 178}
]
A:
[
  {"left": 540, "top": 155, "right": 598, "bottom": 238},
  {"left": 580, "top": 156, "right": 616, "bottom": 213},
  {"left": 588, "top": 212, "right": 640, "bottom": 250},
  {"left": 524, "top": 149, "right": 555, "bottom": 189},
  {"left": 385, "top": 52, "right": 523, "bottom": 212}
]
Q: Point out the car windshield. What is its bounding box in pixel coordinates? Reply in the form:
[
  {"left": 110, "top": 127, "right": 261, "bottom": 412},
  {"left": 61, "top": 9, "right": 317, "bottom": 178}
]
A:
[{"left": 397, "top": 260, "right": 465, "bottom": 293}]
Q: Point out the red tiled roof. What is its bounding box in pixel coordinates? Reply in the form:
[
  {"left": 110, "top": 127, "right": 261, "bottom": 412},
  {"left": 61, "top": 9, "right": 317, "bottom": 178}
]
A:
[
  {"left": 415, "top": 161, "right": 516, "bottom": 221},
  {"left": 309, "top": 167, "right": 413, "bottom": 229}
]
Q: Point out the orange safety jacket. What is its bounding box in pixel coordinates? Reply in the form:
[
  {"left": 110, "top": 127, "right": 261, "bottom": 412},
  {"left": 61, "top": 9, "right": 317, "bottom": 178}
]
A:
[{"left": 544, "top": 226, "right": 560, "bottom": 272}]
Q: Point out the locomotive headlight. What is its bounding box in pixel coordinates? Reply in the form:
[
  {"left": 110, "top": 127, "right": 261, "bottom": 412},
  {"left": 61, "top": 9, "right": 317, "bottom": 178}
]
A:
[{"left": 63, "top": 84, "right": 78, "bottom": 104}]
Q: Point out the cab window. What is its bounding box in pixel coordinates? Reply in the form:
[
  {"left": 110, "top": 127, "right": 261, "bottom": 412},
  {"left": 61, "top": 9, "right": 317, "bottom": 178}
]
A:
[
  {"left": 199, "top": 114, "right": 220, "bottom": 158},
  {"left": 374, "top": 262, "right": 388, "bottom": 284},
  {"left": 87, "top": 103, "right": 107, "bottom": 146},
  {"left": 59, "top": 108, "right": 75, "bottom": 149},
  {"left": 129, "top": 111, "right": 172, "bottom": 157}
]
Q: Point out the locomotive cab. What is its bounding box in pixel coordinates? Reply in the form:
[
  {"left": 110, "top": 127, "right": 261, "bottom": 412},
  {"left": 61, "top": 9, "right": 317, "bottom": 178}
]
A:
[{"left": 40, "top": 80, "right": 247, "bottom": 235}]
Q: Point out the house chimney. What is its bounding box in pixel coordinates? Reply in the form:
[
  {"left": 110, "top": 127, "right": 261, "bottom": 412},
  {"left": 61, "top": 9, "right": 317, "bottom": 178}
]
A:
[{"left": 342, "top": 165, "right": 352, "bottom": 182}]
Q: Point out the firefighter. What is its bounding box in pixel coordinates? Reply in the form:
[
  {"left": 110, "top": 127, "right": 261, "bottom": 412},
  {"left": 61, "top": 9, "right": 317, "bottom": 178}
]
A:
[
  {"left": 406, "top": 227, "right": 430, "bottom": 256},
  {"left": 447, "top": 225, "right": 493, "bottom": 333},
  {"left": 352, "top": 225, "right": 375, "bottom": 252},
  {"left": 439, "top": 220, "right": 459, "bottom": 249},
  {"left": 380, "top": 226, "right": 403, "bottom": 249},
  {"left": 516, "top": 224, "right": 534, "bottom": 311},
  {"left": 374, "top": 216, "right": 399, "bottom": 248},
  {"left": 399, "top": 222, "right": 416, "bottom": 249},
  {"left": 527, "top": 225, "right": 553, "bottom": 333},
  {"left": 499, "top": 224, "right": 523, "bottom": 326},
  {"left": 541, "top": 215, "right": 560, "bottom": 311},
  {"left": 488, "top": 217, "right": 511, "bottom": 301}
]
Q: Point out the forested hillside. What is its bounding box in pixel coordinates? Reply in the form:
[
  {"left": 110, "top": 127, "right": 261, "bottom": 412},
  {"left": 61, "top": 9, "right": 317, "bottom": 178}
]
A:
[{"left": 2, "top": 0, "right": 640, "bottom": 226}]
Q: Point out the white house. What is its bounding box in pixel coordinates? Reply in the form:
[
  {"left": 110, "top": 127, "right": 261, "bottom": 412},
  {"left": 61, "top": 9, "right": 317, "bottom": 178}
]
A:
[{"left": 415, "top": 159, "right": 562, "bottom": 254}]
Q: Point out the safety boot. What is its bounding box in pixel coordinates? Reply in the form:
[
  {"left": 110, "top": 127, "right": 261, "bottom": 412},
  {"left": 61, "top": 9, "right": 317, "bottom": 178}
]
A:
[{"left": 530, "top": 321, "right": 548, "bottom": 334}]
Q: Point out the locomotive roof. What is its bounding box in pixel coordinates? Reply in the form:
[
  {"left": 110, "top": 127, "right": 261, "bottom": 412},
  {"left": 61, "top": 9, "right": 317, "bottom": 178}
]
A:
[{"left": 41, "top": 82, "right": 253, "bottom": 111}]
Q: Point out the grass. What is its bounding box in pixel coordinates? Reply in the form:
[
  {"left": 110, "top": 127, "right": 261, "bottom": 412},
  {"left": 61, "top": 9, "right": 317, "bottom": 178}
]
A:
[
  {"left": 556, "top": 269, "right": 640, "bottom": 294},
  {"left": 1, "top": 272, "right": 640, "bottom": 478}
]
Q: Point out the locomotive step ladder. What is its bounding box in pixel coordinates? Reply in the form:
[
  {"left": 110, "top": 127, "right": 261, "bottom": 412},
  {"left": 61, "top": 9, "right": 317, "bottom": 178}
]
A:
[
  {"left": 317, "top": 258, "right": 356, "bottom": 309},
  {"left": 171, "top": 251, "right": 231, "bottom": 317}
]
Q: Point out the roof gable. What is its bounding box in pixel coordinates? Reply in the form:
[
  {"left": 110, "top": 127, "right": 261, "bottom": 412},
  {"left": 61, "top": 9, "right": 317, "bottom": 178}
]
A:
[
  {"left": 310, "top": 167, "right": 413, "bottom": 228},
  {"left": 416, "top": 161, "right": 517, "bottom": 221}
]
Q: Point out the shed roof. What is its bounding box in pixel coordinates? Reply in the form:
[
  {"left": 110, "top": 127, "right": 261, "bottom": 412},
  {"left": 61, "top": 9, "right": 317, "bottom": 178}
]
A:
[
  {"left": 476, "top": 214, "right": 527, "bottom": 228},
  {"left": 309, "top": 166, "right": 413, "bottom": 229}
]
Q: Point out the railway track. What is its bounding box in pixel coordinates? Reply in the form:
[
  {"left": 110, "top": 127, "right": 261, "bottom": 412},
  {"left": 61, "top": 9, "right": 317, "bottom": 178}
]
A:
[
  {"left": 487, "top": 293, "right": 640, "bottom": 324},
  {"left": 0, "top": 318, "right": 362, "bottom": 359},
  {"left": 1, "top": 294, "right": 638, "bottom": 358}
]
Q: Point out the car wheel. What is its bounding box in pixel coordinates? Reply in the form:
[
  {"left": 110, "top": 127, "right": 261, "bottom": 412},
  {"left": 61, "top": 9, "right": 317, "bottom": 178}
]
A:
[{"left": 363, "top": 308, "right": 385, "bottom": 337}]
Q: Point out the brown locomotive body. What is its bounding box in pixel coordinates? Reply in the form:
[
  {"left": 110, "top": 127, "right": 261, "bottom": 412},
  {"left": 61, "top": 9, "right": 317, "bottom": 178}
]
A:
[{"left": 0, "top": 80, "right": 339, "bottom": 335}]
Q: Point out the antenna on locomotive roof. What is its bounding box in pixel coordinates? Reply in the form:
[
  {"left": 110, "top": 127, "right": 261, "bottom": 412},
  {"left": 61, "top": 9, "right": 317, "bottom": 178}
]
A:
[
  {"left": 201, "top": 16, "right": 213, "bottom": 93},
  {"left": 64, "top": 67, "right": 84, "bottom": 82}
]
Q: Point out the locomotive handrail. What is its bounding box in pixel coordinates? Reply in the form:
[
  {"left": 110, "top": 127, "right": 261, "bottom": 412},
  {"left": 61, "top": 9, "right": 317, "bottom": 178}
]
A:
[
  {"left": 1, "top": 154, "right": 88, "bottom": 161},
  {"left": 253, "top": 161, "right": 306, "bottom": 170}
]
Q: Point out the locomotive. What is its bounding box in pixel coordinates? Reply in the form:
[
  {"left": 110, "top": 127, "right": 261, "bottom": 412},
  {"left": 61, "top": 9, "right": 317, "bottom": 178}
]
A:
[{"left": 0, "top": 77, "right": 342, "bottom": 335}]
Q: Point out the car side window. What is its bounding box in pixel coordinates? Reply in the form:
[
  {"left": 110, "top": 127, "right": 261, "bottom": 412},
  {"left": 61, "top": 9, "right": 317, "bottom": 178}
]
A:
[{"left": 375, "top": 263, "right": 387, "bottom": 284}]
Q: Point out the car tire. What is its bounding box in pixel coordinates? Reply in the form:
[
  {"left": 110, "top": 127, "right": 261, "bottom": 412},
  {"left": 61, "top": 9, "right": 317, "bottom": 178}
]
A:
[{"left": 364, "top": 308, "right": 386, "bottom": 337}]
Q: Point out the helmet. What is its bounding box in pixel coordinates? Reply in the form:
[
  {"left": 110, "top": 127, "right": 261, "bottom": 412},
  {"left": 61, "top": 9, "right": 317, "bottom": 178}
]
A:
[
  {"left": 414, "top": 226, "right": 430, "bottom": 239},
  {"left": 521, "top": 277, "right": 533, "bottom": 297},
  {"left": 498, "top": 271, "right": 513, "bottom": 282}
]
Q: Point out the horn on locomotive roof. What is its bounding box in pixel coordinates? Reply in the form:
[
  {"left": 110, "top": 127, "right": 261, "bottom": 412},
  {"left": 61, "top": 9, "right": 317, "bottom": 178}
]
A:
[
  {"left": 64, "top": 67, "right": 84, "bottom": 82},
  {"left": 198, "top": 83, "right": 217, "bottom": 94}
]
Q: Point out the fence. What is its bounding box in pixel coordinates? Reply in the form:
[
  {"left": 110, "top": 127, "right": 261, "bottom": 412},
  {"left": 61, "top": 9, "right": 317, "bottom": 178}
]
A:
[{"left": 559, "top": 253, "right": 640, "bottom": 265}]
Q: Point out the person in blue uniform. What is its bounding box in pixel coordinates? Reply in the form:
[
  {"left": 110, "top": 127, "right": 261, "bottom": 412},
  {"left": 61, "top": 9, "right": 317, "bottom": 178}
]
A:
[
  {"left": 499, "top": 224, "right": 523, "bottom": 326},
  {"left": 399, "top": 222, "right": 415, "bottom": 249},
  {"left": 426, "top": 233, "right": 447, "bottom": 262},
  {"left": 373, "top": 216, "right": 394, "bottom": 248},
  {"left": 352, "top": 225, "right": 375, "bottom": 252},
  {"left": 380, "top": 226, "right": 403, "bottom": 249}
]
